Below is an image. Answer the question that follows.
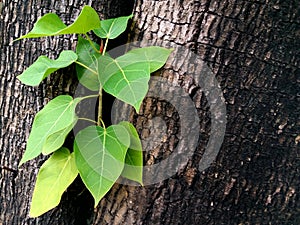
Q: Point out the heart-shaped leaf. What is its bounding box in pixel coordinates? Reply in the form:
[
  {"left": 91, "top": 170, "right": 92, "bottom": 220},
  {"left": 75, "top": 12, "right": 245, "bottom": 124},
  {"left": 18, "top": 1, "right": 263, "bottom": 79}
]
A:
[
  {"left": 119, "top": 121, "right": 143, "bottom": 185},
  {"left": 19, "top": 96, "right": 80, "bottom": 166},
  {"left": 93, "top": 15, "right": 133, "bottom": 39},
  {"left": 98, "top": 55, "right": 149, "bottom": 112},
  {"left": 17, "top": 50, "right": 78, "bottom": 86},
  {"left": 74, "top": 125, "right": 129, "bottom": 206},
  {"left": 42, "top": 119, "right": 77, "bottom": 154},
  {"left": 98, "top": 47, "right": 172, "bottom": 112},
  {"left": 16, "top": 6, "right": 100, "bottom": 40},
  {"left": 29, "top": 148, "right": 78, "bottom": 217},
  {"left": 118, "top": 46, "right": 173, "bottom": 73},
  {"left": 76, "top": 36, "right": 101, "bottom": 91}
]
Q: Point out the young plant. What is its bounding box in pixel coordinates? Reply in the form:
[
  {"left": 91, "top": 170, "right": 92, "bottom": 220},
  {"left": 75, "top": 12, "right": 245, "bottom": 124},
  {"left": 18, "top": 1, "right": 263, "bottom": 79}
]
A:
[{"left": 16, "top": 6, "right": 172, "bottom": 217}]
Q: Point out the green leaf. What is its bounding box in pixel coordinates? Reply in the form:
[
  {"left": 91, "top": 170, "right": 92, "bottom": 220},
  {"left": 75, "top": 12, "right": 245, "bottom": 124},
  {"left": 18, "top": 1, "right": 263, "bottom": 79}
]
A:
[
  {"left": 29, "top": 148, "right": 78, "bottom": 217},
  {"left": 76, "top": 36, "right": 101, "bottom": 91},
  {"left": 42, "top": 119, "right": 77, "bottom": 154},
  {"left": 93, "top": 14, "right": 133, "bottom": 39},
  {"left": 19, "top": 96, "right": 79, "bottom": 166},
  {"left": 16, "top": 6, "right": 100, "bottom": 40},
  {"left": 119, "top": 121, "right": 143, "bottom": 185},
  {"left": 98, "top": 55, "right": 149, "bottom": 112},
  {"left": 119, "top": 46, "right": 173, "bottom": 73},
  {"left": 98, "top": 47, "right": 172, "bottom": 112},
  {"left": 74, "top": 125, "right": 130, "bottom": 206},
  {"left": 17, "top": 50, "right": 78, "bottom": 86}
]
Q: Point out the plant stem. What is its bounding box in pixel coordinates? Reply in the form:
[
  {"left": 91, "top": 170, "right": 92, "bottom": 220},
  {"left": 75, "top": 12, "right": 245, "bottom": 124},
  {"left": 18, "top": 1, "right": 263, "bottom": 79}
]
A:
[
  {"left": 75, "top": 61, "right": 97, "bottom": 75},
  {"left": 97, "top": 88, "right": 103, "bottom": 126},
  {"left": 84, "top": 33, "right": 100, "bottom": 53},
  {"left": 77, "top": 94, "right": 99, "bottom": 102},
  {"left": 78, "top": 117, "right": 97, "bottom": 124},
  {"left": 98, "top": 117, "right": 106, "bottom": 129},
  {"left": 102, "top": 38, "right": 109, "bottom": 56},
  {"left": 97, "top": 38, "right": 109, "bottom": 127}
]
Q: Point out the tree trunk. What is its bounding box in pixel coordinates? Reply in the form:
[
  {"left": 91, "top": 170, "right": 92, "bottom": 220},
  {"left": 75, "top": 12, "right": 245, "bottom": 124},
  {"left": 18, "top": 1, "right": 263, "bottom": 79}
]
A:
[
  {"left": 0, "top": 0, "right": 299, "bottom": 224},
  {"left": 92, "top": 0, "right": 300, "bottom": 224},
  {"left": 0, "top": 1, "right": 132, "bottom": 224}
]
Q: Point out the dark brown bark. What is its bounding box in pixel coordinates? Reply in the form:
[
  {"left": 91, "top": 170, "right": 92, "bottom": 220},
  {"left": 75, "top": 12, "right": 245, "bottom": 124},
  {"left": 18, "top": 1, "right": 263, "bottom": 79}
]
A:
[
  {"left": 92, "top": 0, "right": 300, "bottom": 224},
  {"left": 0, "top": 0, "right": 299, "bottom": 224},
  {"left": 0, "top": 1, "right": 123, "bottom": 224}
]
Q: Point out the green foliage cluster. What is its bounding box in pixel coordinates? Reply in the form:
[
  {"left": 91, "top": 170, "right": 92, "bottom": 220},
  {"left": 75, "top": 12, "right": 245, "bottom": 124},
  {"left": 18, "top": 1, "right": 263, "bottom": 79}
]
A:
[{"left": 16, "top": 6, "right": 172, "bottom": 217}]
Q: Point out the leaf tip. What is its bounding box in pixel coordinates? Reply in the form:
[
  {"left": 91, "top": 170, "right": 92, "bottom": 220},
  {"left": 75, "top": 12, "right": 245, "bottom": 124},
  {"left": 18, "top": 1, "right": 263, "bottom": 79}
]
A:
[
  {"left": 10, "top": 38, "right": 21, "bottom": 44},
  {"left": 135, "top": 177, "right": 144, "bottom": 186},
  {"left": 18, "top": 161, "right": 24, "bottom": 167},
  {"left": 16, "top": 75, "right": 22, "bottom": 82},
  {"left": 29, "top": 207, "right": 47, "bottom": 218},
  {"left": 94, "top": 198, "right": 101, "bottom": 208},
  {"left": 133, "top": 101, "right": 143, "bottom": 113},
  {"left": 168, "top": 48, "right": 174, "bottom": 53},
  {"left": 134, "top": 107, "right": 140, "bottom": 114},
  {"left": 29, "top": 211, "right": 39, "bottom": 218},
  {"left": 18, "top": 157, "right": 27, "bottom": 167}
]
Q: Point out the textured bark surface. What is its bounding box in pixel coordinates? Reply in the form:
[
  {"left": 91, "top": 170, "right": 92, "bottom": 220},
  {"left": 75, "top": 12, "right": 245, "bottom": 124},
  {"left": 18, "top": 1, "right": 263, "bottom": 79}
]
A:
[
  {"left": 0, "top": 0, "right": 299, "bottom": 224},
  {"left": 0, "top": 1, "right": 113, "bottom": 224},
  {"left": 92, "top": 0, "right": 300, "bottom": 224}
]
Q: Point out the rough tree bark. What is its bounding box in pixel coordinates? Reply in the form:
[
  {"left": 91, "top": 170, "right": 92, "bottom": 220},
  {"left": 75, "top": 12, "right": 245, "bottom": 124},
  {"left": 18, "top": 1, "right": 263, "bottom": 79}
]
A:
[
  {"left": 92, "top": 0, "right": 299, "bottom": 224},
  {"left": 0, "top": 1, "right": 132, "bottom": 224},
  {"left": 0, "top": 0, "right": 299, "bottom": 225}
]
